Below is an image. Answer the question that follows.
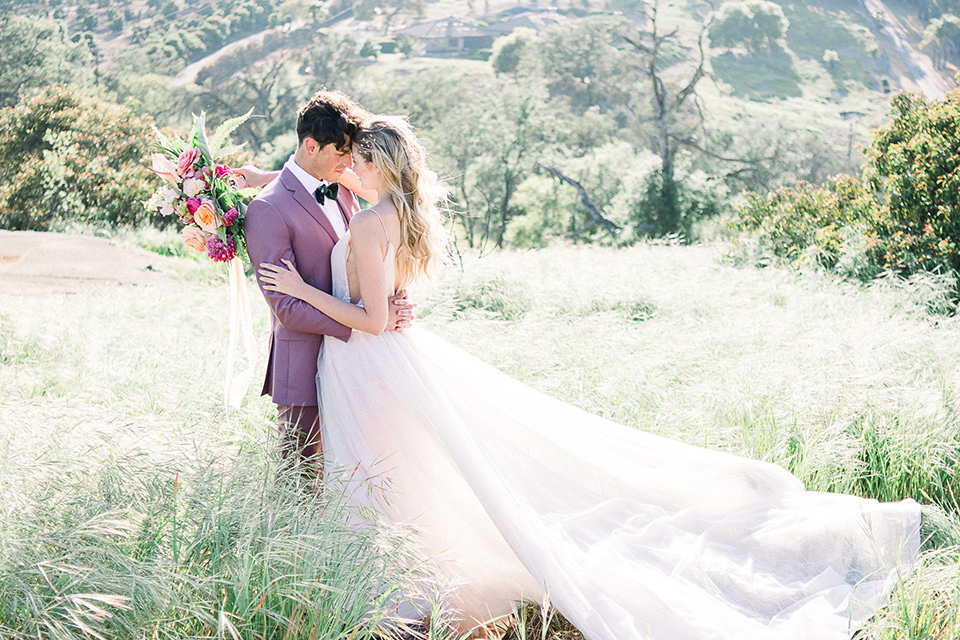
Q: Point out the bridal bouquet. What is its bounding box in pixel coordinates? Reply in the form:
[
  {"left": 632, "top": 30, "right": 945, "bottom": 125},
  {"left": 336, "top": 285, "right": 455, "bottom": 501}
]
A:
[
  {"left": 146, "top": 112, "right": 259, "bottom": 408},
  {"left": 146, "top": 111, "right": 255, "bottom": 262}
]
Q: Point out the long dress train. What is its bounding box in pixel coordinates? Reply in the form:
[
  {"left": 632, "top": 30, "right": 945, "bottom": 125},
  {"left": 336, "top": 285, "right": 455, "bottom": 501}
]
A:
[{"left": 317, "top": 233, "right": 921, "bottom": 640}]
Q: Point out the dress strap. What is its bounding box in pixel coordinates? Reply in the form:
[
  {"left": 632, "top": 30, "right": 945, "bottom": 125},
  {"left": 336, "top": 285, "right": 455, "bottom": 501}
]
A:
[{"left": 373, "top": 211, "right": 389, "bottom": 242}]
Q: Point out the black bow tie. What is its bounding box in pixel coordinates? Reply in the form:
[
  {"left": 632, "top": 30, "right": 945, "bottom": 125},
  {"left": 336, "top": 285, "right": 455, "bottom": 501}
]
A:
[{"left": 314, "top": 183, "right": 339, "bottom": 204}]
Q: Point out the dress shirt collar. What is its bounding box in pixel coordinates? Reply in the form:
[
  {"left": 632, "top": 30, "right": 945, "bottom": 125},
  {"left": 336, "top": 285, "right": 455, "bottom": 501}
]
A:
[{"left": 284, "top": 154, "right": 334, "bottom": 199}]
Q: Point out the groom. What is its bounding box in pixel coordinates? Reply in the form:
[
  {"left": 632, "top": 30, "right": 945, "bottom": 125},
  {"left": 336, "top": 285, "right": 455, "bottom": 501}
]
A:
[{"left": 244, "top": 90, "right": 411, "bottom": 468}]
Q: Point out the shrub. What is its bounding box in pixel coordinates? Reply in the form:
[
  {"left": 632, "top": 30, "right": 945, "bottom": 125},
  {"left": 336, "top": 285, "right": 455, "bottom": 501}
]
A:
[
  {"left": 866, "top": 91, "right": 960, "bottom": 276},
  {"left": 0, "top": 86, "right": 156, "bottom": 230},
  {"left": 736, "top": 174, "right": 879, "bottom": 268},
  {"left": 507, "top": 143, "right": 727, "bottom": 247},
  {"left": 736, "top": 89, "right": 960, "bottom": 283},
  {"left": 359, "top": 38, "right": 381, "bottom": 59}
]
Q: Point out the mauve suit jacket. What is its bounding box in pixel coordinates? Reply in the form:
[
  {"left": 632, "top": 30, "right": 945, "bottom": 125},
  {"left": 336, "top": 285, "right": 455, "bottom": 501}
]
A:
[{"left": 244, "top": 167, "right": 360, "bottom": 406}]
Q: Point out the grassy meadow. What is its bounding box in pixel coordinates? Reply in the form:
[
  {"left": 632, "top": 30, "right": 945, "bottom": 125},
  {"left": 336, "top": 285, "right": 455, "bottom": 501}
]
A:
[{"left": 3, "top": 235, "right": 960, "bottom": 638}]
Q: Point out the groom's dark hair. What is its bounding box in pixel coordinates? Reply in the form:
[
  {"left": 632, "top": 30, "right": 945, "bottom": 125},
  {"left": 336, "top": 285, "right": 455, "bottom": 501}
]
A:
[{"left": 297, "top": 90, "right": 366, "bottom": 151}]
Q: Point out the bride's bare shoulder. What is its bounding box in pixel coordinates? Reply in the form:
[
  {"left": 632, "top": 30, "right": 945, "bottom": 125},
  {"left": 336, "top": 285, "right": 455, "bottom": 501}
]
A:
[
  {"left": 349, "top": 208, "right": 382, "bottom": 234},
  {"left": 352, "top": 207, "right": 398, "bottom": 236},
  {"left": 348, "top": 209, "right": 391, "bottom": 248}
]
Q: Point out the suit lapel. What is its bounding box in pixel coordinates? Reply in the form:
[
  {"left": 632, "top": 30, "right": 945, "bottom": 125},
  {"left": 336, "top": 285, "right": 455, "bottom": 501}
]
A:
[
  {"left": 279, "top": 168, "right": 340, "bottom": 244},
  {"left": 336, "top": 188, "right": 355, "bottom": 228}
]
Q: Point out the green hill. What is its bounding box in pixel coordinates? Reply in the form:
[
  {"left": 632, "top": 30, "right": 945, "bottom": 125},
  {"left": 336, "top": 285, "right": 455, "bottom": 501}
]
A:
[{"left": 4, "top": 0, "right": 960, "bottom": 246}]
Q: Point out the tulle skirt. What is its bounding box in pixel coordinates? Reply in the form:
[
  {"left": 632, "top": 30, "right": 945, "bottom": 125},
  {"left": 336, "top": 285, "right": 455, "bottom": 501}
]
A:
[{"left": 318, "top": 326, "right": 920, "bottom": 640}]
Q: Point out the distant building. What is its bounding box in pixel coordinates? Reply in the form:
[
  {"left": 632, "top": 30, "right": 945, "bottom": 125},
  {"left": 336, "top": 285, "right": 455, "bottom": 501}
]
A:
[
  {"left": 394, "top": 17, "right": 495, "bottom": 53},
  {"left": 485, "top": 11, "right": 565, "bottom": 36}
]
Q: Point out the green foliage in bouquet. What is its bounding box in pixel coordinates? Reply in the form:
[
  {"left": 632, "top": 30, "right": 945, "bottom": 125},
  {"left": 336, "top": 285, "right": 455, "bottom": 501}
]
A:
[
  {"left": 736, "top": 89, "right": 960, "bottom": 283},
  {"left": 0, "top": 86, "right": 155, "bottom": 231}
]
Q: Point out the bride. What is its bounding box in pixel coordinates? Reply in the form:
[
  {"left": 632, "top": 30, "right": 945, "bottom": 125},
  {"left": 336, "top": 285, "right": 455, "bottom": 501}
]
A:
[{"left": 256, "top": 115, "right": 921, "bottom": 640}]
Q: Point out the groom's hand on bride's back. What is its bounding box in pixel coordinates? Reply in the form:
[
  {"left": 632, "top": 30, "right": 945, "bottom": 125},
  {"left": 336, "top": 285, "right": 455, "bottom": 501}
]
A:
[{"left": 388, "top": 289, "right": 416, "bottom": 332}]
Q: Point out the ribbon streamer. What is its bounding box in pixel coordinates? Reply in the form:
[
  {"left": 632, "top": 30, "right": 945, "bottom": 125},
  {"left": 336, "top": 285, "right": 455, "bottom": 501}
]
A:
[{"left": 224, "top": 257, "right": 257, "bottom": 408}]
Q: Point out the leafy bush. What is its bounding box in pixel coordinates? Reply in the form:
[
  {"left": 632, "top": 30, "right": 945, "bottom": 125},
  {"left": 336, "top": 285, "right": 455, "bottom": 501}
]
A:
[
  {"left": 0, "top": 86, "right": 156, "bottom": 230},
  {"left": 866, "top": 91, "right": 960, "bottom": 276},
  {"left": 736, "top": 89, "right": 960, "bottom": 282},
  {"left": 737, "top": 174, "right": 879, "bottom": 268},
  {"left": 507, "top": 143, "right": 729, "bottom": 247},
  {"left": 634, "top": 167, "right": 731, "bottom": 241}
]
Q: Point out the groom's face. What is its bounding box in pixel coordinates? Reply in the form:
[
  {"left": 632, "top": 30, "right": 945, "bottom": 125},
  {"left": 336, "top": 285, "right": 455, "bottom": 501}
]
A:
[{"left": 304, "top": 137, "right": 354, "bottom": 183}]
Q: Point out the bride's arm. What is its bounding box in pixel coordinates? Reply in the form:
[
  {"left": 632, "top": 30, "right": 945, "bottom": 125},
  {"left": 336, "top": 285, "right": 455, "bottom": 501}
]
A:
[
  {"left": 235, "top": 165, "right": 379, "bottom": 204},
  {"left": 258, "top": 213, "right": 390, "bottom": 335},
  {"left": 234, "top": 165, "right": 278, "bottom": 188},
  {"left": 338, "top": 169, "right": 379, "bottom": 203}
]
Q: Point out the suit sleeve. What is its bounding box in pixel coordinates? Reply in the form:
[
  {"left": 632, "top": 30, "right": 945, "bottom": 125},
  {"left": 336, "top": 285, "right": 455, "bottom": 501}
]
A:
[{"left": 245, "top": 198, "right": 352, "bottom": 341}]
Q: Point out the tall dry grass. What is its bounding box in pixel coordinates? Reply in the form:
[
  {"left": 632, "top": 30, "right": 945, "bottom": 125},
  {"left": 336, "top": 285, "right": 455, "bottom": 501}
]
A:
[
  {"left": 0, "top": 256, "right": 444, "bottom": 639},
  {"left": 3, "top": 235, "right": 960, "bottom": 638}
]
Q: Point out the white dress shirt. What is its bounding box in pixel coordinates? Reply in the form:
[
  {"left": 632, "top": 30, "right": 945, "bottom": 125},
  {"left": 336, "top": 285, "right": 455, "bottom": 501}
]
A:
[{"left": 284, "top": 155, "right": 348, "bottom": 239}]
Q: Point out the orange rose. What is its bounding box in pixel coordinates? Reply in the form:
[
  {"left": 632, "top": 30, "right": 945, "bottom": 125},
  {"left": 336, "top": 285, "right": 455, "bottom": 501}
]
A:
[
  {"left": 151, "top": 154, "right": 179, "bottom": 185},
  {"left": 193, "top": 200, "right": 222, "bottom": 233},
  {"left": 182, "top": 225, "right": 209, "bottom": 252}
]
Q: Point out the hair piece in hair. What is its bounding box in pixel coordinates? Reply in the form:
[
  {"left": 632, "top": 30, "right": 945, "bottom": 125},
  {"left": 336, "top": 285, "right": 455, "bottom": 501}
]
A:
[{"left": 354, "top": 115, "right": 448, "bottom": 286}]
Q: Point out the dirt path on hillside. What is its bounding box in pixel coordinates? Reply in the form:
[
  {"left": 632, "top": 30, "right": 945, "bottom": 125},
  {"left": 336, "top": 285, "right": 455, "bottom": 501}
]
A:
[
  {"left": 863, "top": 0, "right": 951, "bottom": 98},
  {"left": 0, "top": 231, "right": 178, "bottom": 295},
  {"left": 171, "top": 21, "right": 305, "bottom": 87}
]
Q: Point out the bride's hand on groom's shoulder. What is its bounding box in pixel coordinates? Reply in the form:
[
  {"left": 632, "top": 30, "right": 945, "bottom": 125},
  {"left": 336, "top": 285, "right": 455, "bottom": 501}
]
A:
[
  {"left": 389, "top": 289, "right": 416, "bottom": 332},
  {"left": 235, "top": 165, "right": 278, "bottom": 189},
  {"left": 258, "top": 259, "right": 307, "bottom": 299}
]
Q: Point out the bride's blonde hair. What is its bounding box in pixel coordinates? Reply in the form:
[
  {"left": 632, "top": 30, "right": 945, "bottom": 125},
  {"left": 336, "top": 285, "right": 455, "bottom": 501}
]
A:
[{"left": 353, "top": 115, "right": 447, "bottom": 285}]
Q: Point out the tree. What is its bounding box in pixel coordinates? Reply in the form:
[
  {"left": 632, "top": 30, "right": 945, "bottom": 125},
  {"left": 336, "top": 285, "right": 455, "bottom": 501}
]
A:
[
  {"left": 491, "top": 27, "right": 538, "bottom": 76},
  {"left": 867, "top": 91, "right": 960, "bottom": 276},
  {"left": 184, "top": 28, "right": 357, "bottom": 154},
  {"left": 352, "top": 0, "right": 425, "bottom": 34},
  {"left": 0, "top": 86, "right": 156, "bottom": 230},
  {"left": 621, "top": 0, "right": 711, "bottom": 236},
  {"left": 0, "top": 13, "right": 88, "bottom": 107},
  {"left": 917, "top": 0, "right": 960, "bottom": 21},
  {"left": 538, "top": 16, "right": 634, "bottom": 116},
  {"left": 707, "top": 0, "right": 788, "bottom": 51},
  {"left": 921, "top": 13, "right": 960, "bottom": 68},
  {"left": 536, "top": 162, "right": 621, "bottom": 239},
  {"left": 430, "top": 77, "right": 557, "bottom": 250}
]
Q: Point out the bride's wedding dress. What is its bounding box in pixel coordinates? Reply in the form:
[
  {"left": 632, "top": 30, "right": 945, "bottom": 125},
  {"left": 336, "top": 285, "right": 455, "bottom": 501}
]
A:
[{"left": 317, "top": 232, "right": 921, "bottom": 640}]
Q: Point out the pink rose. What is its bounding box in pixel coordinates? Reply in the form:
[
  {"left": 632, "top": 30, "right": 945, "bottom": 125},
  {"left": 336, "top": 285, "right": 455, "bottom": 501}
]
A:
[
  {"left": 150, "top": 154, "right": 179, "bottom": 185},
  {"left": 215, "top": 164, "right": 233, "bottom": 178},
  {"left": 186, "top": 197, "right": 202, "bottom": 215},
  {"left": 178, "top": 148, "right": 201, "bottom": 176},
  {"left": 182, "top": 225, "right": 210, "bottom": 252},
  {"left": 193, "top": 200, "right": 222, "bottom": 233}
]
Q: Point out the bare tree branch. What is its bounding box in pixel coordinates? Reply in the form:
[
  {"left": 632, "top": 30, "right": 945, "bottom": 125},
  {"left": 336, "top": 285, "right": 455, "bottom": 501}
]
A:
[
  {"left": 669, "top": 134, "right": 769, "bottom": 164},
  {"left": 536, "top": 162, "right": 621, "bottom": 238},
  {"left": 672, "top": 23, "right": 711, "bottom": 113}
]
